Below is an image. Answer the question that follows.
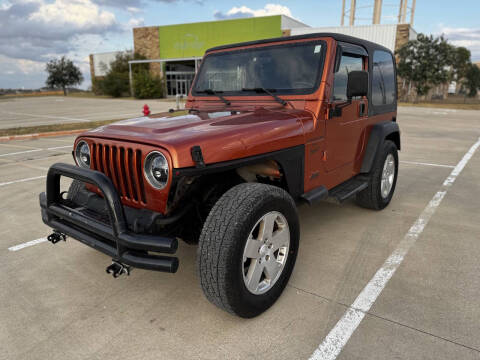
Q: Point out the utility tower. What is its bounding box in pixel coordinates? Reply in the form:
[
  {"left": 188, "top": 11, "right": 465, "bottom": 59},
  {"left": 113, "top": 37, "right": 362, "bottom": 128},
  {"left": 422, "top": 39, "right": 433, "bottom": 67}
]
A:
[{"left": 341, "top": 0, "right": 417, "bottom": 26}]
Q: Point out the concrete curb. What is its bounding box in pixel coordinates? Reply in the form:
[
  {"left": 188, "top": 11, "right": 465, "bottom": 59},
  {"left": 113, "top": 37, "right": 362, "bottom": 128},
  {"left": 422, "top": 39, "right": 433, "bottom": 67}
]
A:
[{"left": 0, "top": 129, "right": 87, "bottom": 142}]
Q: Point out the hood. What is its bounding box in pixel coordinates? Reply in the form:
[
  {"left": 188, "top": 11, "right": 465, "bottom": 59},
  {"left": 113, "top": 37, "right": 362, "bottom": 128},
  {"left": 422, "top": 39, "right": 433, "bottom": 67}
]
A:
[{"left": 82, "top": 108, "right": 311, "bottom": 168}]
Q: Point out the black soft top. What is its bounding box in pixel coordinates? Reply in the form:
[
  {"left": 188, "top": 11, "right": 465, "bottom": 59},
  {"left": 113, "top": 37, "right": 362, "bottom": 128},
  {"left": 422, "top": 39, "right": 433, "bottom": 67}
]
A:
[
  {"left": 206, "top": 32, "right": 397, "bottom": 117},
  {"left": 207, "top": 32, "right": 393, "bottom": 57}
]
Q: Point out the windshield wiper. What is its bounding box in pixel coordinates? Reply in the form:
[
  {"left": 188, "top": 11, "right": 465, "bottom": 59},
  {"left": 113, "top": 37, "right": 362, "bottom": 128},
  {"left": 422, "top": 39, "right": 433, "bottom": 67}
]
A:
[
  {"left": 196, "top": 89, "right": 231, "bottom": 106},
  {"left": 241, "top": 87, "right": 287, "bottom": 106}
]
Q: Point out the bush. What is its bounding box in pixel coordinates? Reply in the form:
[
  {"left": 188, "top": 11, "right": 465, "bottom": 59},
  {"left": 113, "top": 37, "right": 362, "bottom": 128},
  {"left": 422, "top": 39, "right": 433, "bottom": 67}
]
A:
[
  {"left": 101, "top": 71, "right": 130, "bottom": 97},
  {"left": 133, "top": 70, "right": 164, "bottom": 99}
]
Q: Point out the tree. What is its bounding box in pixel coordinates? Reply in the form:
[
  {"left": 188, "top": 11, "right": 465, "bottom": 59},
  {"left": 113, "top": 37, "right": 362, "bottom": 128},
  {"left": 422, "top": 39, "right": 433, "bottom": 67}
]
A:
[
  {"left": 45, "top": 56, "right": 83, "bottom": 95},
  {"left": 396, "top": 34, "right": 453, "bottom": 100},
  {"left": 464, "top": 63, "right": 480, "bottom": 97},
  {"left": 98, "top": 52, "right": 148, "bottom": 97},
  {"left": 451, "top": 47, "right": 471, "bottom": 82}
]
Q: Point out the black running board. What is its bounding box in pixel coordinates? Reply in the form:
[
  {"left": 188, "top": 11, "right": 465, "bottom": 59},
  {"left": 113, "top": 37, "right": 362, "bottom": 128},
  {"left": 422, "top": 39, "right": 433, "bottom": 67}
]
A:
[
  {"left": 300, "top": 186, "right": 328, "bottom": 205},
  {"left": 328, "top": 177, "right": 368, "bottom": 203}
]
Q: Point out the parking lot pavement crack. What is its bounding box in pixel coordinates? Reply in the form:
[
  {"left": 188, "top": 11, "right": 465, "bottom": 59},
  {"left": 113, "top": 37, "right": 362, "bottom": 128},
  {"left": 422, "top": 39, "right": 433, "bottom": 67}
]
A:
[
  {"left": 363, "top": 311, "right": 480, "bottom": 354},
  {"left": 289, "top": 285, "right": 480, "bottom": 355}
]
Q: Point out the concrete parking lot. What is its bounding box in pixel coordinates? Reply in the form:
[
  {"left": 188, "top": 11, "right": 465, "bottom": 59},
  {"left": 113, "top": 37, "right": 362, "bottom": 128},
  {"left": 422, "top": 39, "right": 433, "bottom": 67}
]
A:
[
  {"left": 0, "top": 105, "right": 479, "bottom": 359},
  {"left": 0, "top": 96, "right": 176, "bottom": 129}
]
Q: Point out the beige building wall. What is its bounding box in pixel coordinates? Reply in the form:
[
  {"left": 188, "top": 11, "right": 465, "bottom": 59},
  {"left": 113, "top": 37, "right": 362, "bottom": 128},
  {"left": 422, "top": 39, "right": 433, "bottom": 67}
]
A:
[{"left": 133, "top": 26, "right": 162, "bottom": 77}]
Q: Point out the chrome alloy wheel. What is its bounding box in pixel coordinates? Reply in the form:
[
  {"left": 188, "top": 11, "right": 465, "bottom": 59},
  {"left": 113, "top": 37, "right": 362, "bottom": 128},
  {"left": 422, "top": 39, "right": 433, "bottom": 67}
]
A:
[
  {"left": 242, "top": 211, "right": 290, "bottom": 295},
  {"left": 381, "top": 153, "right": 396, "bottom": 199}
]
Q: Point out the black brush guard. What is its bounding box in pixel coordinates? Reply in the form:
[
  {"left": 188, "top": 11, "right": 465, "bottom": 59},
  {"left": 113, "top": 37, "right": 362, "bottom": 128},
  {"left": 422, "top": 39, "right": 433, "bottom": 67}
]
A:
[{"left": 39, "top": 163, "right": 179, "bottom": 273}]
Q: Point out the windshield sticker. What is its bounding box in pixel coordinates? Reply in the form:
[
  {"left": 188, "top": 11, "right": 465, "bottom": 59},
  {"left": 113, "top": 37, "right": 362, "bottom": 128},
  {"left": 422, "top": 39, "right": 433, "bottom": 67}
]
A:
[{"left": 314, "top": 45, "right": 321, "bottom": 54}]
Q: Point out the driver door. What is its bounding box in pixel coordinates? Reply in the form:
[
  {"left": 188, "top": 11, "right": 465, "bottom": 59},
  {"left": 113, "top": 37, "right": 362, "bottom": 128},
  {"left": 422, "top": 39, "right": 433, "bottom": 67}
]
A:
[{"left": 325, "top": 47, "right": 368, "bottom": 172}]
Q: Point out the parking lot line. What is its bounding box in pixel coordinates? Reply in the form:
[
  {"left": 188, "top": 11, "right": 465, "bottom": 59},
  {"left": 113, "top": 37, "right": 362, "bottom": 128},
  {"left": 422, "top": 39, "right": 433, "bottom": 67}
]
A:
[
  {"left": 8, "top": 237, "right": 48, "bottom": 252},
  {"left": 0, "top": 175, "right": 46, "bottom": 187},
  {"left": 46, "top": 145, "right": 71, "bottom": 150},
  {"left": 309, "top": 137, "right": 480, "bottom": 360},
  {"left": 400, "top": 160, "right": 455, "bottom": 169},
  {"left": 1, "top": 111, "right": 91, "bottom": 123},
  {"left": 0, "top": 149, "right": 42, "bottom": 157},
  {"left": 0, "top": 145, "right": 71, "bottom": 157}
]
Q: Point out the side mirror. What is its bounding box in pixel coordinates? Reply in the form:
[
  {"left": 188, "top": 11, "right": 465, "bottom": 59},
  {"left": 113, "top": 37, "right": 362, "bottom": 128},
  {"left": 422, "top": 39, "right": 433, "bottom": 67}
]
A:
[{"left": 347, "top": 70, "right": 368, "bottom": 99}]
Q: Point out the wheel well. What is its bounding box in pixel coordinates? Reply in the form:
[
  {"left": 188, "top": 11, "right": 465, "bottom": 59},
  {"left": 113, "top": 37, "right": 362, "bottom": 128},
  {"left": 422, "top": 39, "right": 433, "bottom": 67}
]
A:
[
  {"left": 168, "top": 160, "right": 289, "bottom": 216},
  {"left": 385, "top": 131, "right": 401, "bottom": 150}
]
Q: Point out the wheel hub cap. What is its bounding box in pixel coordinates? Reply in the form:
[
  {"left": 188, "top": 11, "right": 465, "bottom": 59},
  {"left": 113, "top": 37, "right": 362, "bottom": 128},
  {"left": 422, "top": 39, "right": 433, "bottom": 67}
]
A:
[
  {"left": 242, "top": 211, "right": 290, "bottom": 295},
  {"left": 381, "top": 153, "right": 396, "bottom": 199}
]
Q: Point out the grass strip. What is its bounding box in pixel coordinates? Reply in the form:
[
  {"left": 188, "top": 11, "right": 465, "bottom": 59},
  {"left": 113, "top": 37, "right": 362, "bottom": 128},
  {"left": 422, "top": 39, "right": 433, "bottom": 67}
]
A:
[
  {"left": 399, "top": 102, "right": 480, "bottom": 110},
  {"left": 0, "top": 110, "right": 188, "bottom": 137}
]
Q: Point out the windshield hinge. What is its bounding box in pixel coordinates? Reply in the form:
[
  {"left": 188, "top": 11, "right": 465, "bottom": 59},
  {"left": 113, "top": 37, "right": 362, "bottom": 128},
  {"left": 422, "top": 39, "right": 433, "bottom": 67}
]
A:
[{"left": 191, "top": 145, "right": 206, "bottom": 168}]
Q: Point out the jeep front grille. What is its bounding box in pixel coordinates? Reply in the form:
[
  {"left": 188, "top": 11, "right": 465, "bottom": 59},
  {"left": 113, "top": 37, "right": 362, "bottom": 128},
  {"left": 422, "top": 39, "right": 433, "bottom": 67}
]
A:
[{"left": 90, "top": 142, "right": 147, "bottom": 205}]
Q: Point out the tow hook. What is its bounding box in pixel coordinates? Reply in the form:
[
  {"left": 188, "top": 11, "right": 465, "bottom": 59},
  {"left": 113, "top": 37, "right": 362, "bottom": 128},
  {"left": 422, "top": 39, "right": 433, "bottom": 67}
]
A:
[
  {"left": 106, "top": 260, "right": 131, "bottom": 278},
  {"left": 47, "top": 231, "right": 66, "bottom": 244}
]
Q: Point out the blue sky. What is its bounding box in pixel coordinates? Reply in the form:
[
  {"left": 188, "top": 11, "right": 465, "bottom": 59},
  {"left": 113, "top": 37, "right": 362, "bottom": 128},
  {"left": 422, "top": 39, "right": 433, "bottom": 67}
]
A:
[{"left": 1, "top": 0, "right": 479, "bottom": 90}]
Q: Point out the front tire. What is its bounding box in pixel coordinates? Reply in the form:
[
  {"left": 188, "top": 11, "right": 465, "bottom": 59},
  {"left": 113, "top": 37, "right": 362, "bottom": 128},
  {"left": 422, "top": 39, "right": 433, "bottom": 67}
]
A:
[
  {"left": 197, "top": 183, "right": 299, "bottom": 318},
  {"left": 356, "top": 140, "right": 398, "bottom": 210}
]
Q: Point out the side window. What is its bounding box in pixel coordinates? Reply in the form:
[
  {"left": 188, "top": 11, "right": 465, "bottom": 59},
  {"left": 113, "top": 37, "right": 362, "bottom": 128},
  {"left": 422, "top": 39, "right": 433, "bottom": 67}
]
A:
[
  {"left": 372, "top": 51, "right": 395, "bottom": 106},
  {"left": 332, "top": 54, "right": 363, "bottom": 101}
]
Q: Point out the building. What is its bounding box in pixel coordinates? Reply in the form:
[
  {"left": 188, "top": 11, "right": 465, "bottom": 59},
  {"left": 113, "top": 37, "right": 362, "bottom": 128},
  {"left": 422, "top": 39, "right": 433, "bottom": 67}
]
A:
[
  {"left": 89, "top": 9, "right": 418, "bottom": 97},
  {"left": 130, "top": 15, "right": 307, "bottom": 97},
  {"left": 89, "top": 50, "right": 131, "bottom": 78},
  {"left": 291, "top": 24, "right": 417, "bottom": 54}
]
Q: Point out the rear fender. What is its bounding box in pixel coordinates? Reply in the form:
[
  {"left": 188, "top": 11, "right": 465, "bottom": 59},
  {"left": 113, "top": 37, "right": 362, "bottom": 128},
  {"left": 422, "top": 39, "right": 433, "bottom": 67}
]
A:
[{"left": 360, "top": 121, "right": 400, "bottom": 173}]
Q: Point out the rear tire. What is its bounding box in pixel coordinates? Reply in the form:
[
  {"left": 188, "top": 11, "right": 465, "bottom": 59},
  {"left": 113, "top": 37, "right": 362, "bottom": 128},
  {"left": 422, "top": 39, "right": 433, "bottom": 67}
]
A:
[
  {"left": 356, "top": 140, "right": 398, "bottom": 210},
  {"left": 197, "top": 183, "right": 299, "bottom": 318}
]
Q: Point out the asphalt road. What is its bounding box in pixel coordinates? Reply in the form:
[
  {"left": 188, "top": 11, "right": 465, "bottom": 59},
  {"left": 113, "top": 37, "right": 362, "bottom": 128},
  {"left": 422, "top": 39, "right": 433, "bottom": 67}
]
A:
[
  {"left": 0, "top": 96, "right": 177, "bottom": 129},
  {"left": 0, "top": 105, "right": 479, "bottom": 359}
]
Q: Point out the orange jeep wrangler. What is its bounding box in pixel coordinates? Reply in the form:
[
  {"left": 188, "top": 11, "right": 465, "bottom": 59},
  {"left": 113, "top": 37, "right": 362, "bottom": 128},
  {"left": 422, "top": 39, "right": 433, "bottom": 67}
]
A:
[{"left": 40, "top": 33, "right": 400, "bottom": 318}]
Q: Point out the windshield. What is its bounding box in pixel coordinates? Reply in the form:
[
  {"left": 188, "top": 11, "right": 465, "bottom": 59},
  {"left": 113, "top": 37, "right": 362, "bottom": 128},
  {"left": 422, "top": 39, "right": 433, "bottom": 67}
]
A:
[{"left": 193, "top": 41, "right": 325, "bottom": 96}]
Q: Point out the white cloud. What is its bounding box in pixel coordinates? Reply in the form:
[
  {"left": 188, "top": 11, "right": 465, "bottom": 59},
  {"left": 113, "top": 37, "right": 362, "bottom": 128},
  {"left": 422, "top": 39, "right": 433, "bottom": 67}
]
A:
[
  {"left": 127, "top": 6, "right": 142, "bottom": 13},
  {"left": 214, "top": 3, "right": 296, "bottom": 20},
  {"left": 29, "top": 0, "right": 115, "bottom": 28},
  {"left": 0, "top": 0, "right": 120, "bottom": 62},
  {"left": 127, "top": 17, "right": 144, "bottom": 28},
  {"left": 441, "top": 27, "right": 480, "bottom": 61}
]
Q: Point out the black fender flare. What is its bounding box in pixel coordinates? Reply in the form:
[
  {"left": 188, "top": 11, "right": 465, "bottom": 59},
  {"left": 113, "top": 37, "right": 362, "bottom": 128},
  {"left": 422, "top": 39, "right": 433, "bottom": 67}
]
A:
[
  {"left": 360, "top": 121, "right": 400, "bottom": 173},
  {"left": 175, "top": 145, "right": 305, "bottom": 199}
]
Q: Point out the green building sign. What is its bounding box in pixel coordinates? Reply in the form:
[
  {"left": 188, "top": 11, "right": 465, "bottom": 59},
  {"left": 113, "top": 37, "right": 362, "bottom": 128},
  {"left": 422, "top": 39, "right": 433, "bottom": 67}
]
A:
[{"left": 158, "top": 15, "right": 283, "bottom": 59}]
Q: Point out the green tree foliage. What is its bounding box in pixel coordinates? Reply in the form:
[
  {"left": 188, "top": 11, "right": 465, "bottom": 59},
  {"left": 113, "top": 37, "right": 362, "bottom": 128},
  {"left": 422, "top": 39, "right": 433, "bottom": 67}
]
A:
[
  {"left": 45, "top": 56, "right": 83, "bottom": 96},
  {"left": 451, "top": 47, "right": 471, "bottom": 81},
  {"left": 98, "top": 52, "right": 148, "bottom": 97},
  {"left": 464, "top": 63, "right": 480, "bottom": 97},
  {"left": 396, "top": 34, "right": 453, "bottom": 97},
  {"left": 133, "top": 70, "right": 164, "bottom": 99}
]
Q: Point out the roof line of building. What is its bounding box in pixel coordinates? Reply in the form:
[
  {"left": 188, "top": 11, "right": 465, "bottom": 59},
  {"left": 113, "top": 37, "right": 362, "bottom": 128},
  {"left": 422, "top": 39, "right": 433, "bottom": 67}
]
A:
[{"left": 132, "top": 14, "right": 306, "bottom": 30}]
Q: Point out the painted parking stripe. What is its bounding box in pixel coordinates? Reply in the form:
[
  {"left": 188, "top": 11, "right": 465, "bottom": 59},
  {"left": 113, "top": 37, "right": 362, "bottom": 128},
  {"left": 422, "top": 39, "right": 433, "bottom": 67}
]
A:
[
  {"left": 46, "top": 145, "right": 72, "bottom": 151},
  {"left": 8, "top": 237, "right": 48, "bottom": 252},
  {"left": 0, "top": 145, "right": 71, "bottom": 157},
  {"left": 0, "top": 175, "right": 46, "bottom": 187},
  {"left": 0, "top": 149, "right": 42, "bottom": 157},
  {"left": 309, "top": 137, "right": 480, "bottom": 360},
  {"left": 400, "top": 160, "right": 455, "bottom": 169},
  {"left": 1, "top": 111, "right": 91, "bottom": 123}
]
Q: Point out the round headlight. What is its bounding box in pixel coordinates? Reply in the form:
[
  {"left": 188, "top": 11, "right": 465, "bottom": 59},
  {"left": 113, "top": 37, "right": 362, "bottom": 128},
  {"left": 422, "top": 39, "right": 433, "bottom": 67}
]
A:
[
  {"left": 144, "top": 151, "right": 169, "bottom": 189},
  {"left": 75, "top": 141, "right": 91, "bottom": 168}
]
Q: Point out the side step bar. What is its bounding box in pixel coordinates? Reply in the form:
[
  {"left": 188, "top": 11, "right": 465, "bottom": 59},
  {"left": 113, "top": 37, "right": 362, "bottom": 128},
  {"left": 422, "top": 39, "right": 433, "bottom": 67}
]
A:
[
  {"left": 328, "top": 178, "right": 368, "bottom": 203},
  {"left": 300, "top": 177, "right": 368, "bottom": 205}
]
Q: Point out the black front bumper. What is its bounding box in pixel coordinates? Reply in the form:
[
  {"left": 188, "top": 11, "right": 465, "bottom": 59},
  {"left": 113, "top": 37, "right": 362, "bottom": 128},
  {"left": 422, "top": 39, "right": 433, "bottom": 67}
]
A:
[{"left": 40, "top": 163, "right": 179, "bottom": 273}]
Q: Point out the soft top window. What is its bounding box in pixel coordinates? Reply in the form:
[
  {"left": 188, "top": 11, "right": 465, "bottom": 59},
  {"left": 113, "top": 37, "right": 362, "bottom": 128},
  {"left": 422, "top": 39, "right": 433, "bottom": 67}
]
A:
[{"left": 372, "top": 50, "right": 396, "bottom": 106}]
